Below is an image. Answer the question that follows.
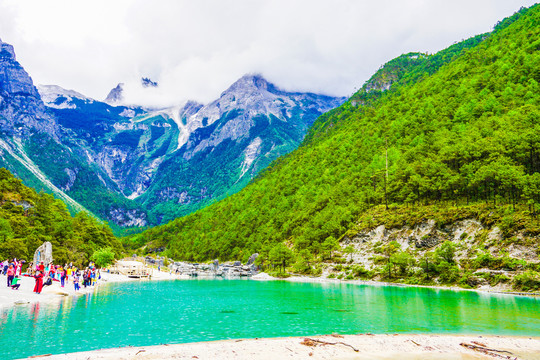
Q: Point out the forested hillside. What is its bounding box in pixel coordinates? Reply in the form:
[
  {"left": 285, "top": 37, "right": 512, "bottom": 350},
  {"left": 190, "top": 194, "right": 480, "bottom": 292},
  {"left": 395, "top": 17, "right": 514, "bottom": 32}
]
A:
[
  {"left": 0, "top": 168, "right": 122, "bottom": 265},
  {"left": 130, "top": 5, "right": 540, "bottom": 268}
]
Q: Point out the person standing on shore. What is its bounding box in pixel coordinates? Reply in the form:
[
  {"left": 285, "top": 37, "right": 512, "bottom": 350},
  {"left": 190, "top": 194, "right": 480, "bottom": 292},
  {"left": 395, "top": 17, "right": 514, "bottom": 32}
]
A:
[
  {"left": 73, "top": 273, "right": 80, "bottom": 291},
  {"left": 66, "top": 266, "right": 72, "bottom": 281},
  {"left": 60, "top": 266, "right": 66, "bottom": 287},
  {"left": 33, "top": 270, "right": 44, "bottom": 294},
  {"left": 14, "top": 259, "right": 21, "bottom": 276},
  {"left": 6, "top": 264, "right": 14, "bottom": 287}
]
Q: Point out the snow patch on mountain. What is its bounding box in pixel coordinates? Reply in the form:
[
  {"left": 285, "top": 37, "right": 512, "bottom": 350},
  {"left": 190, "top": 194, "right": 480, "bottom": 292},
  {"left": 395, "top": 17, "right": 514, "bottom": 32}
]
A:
[
  {"left": 119, "top": 108, "right": 136, "bottom": 118},
  {"left": 37, "top": 84, "right": 91, "bottom": 109},
  {"left": 240, "top": 137, "right": 262, "bottom": 178},
  {"left": 0, "top": 138, "right": 87, "bottom": 213}
]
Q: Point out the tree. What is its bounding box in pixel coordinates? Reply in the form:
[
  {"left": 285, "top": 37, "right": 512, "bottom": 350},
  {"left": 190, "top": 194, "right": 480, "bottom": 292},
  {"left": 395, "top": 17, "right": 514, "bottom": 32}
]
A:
[
  {"left": 294, "top": 249, "right": 314, "bottom": 274},
  {"left": 382, "top": 241, "right": 401, "bottom": 278},
  {"left": 421, "top": 251, "right": 437, "bottom": 279},
  {"left": 91, "top": 247, "right": 116, "bottom": 268},
  {"left": 435, "top": 241, "right": 457, "bottom": 264},
  {"left": 321, "top": 236, "right": 340, "bottom": 260},
  {"left": 269, "top": 243, "right": 295, "bottom": 273},
  {"left": 343, "top": 245, "right": 355, "bottom": 262},
  {"left": 390, "top": 251, "right": 414, "bottom": 276}
]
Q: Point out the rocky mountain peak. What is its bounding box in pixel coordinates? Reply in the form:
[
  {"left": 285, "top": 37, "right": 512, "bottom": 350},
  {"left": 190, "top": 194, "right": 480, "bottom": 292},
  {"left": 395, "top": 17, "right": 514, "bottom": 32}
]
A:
[
  {"left": 141, "top": 77, "right": 158, "bottom": 88},
  {"left": 37, "top": 84, "right": 91, "bottom": 109},
  {"left": 105, "top": 83, "right": 124, "bottom": 105},
  {"left": 0, "top": 39, "right": 38, "bottom": 98},
  {"left": 0, "top": 38, "right": 56, "bottom": 136},
  {"left": 221, "top": 74, "right": 275, "bottom": 97},
  {"left": 0, "top": 38, "right": 16, "bottom": 60}
]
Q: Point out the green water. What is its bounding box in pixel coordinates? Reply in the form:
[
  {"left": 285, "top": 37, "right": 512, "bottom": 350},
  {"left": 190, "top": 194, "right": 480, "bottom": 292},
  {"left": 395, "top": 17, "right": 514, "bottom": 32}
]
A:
[{"left": 1, "top": 280, "right": 539, "bottom": 359}]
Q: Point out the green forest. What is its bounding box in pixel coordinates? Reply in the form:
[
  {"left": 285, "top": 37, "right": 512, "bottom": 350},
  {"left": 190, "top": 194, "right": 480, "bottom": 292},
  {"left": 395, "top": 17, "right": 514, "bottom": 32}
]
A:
[
  {"left": 127, "top": 5, "right": 540, "bottom": 276},
  {"left": 0, "top": 168, "right": 122, "bottom": 266}
]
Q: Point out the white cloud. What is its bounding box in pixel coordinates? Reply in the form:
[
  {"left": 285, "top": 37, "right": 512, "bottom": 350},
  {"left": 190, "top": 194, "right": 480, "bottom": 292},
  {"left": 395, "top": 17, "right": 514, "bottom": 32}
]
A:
[{"left": 0, "top": 0, "right": 536, "bottom": 106}]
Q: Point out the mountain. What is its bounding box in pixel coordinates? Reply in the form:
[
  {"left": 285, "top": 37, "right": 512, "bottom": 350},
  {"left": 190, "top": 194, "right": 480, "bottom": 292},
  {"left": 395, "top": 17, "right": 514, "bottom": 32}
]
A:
[
  {"left": 141, "top": 77, "right": 158, "bottom": 88},
  {"left": 130, "top": 5, "right": 540, "bottom": 292},
  {"left": 105, "top": 77, "right": 158, "bottom": 105},
  {"left": 136, "top": 74, "right": 345, "bottom": 223},
  {"left": 0, "top": 38, "right": 345, "bottom": 230},
  {"left": 47, "top": 74, "right": 344, "bottom": 225},
  {"left": 37, "top": 84, "right": 92, "bottom": 109},
  {"left": 0, "top": 39, "right": 56, "bottom": 136},
  {"left": 104, "top": 83, "right": 124, "bottom": 105},
  {"left": 0, "top": 37, "right": 146, "bottom": 228}
]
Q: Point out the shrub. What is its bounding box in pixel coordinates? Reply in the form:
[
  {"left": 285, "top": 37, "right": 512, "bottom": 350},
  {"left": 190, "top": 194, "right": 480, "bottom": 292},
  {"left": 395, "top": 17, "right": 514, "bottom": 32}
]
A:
[
  {"left": 91, "top": 247, "right": 116, "bottom": 268},
  {"left": 437, "top": 261, "right": 461, "bottom": 284},
  {"left": 435, "top": 241, "right": 457, "bottom": 264},
  {"left": 513, "top": 271, "right": 540, "bottom": 292},
  {"left": 390, "top": 251, "right": 415, "bottom": 276},
  {"left": 333, "top": 264, "right": 344, "bottom": 272},
  {"left": 351, "top": 264, "right": 372, "bottom": 279}
]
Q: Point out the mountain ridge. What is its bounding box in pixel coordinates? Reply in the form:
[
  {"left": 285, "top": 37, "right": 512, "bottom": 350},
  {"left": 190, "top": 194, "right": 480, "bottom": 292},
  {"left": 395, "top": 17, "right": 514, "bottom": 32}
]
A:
[{"left": 0, "top": 41, "right": 345, "bottom": 229}]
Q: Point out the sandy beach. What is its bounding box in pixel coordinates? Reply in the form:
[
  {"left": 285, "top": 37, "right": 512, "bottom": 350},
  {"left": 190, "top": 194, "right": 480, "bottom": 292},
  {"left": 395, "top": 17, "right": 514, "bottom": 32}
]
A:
[
  {"left": 0, "top": 268, "right": 185, "bottom": 310},
  {"left": 16, "top": 334, "right": 540, "bottom": 360}
]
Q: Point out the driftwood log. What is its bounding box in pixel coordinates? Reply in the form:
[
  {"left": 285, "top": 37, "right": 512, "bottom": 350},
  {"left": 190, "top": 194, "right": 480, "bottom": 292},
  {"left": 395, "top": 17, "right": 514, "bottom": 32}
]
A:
[
  {"left": 300, "top": 338, "right": 359, "bottom": 352},
  {"left": 460, "top": 342, "right": 518, "bottom": 359}
]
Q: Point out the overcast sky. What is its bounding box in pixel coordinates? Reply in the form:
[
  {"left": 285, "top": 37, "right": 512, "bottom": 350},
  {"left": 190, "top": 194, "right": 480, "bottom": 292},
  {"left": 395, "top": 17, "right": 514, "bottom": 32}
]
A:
[{"left": 0, "top": 0, "right": 536, "bottom": 107}]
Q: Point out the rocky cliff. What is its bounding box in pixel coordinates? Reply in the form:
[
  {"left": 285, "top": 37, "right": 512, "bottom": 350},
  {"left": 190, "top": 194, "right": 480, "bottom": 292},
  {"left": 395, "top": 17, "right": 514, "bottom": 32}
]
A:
[
  {"left": 0, "top": 38, "right": 56, "bottom": 136},
  {"left": 332, "top": 205, "right": 540, "bottom": 292}
]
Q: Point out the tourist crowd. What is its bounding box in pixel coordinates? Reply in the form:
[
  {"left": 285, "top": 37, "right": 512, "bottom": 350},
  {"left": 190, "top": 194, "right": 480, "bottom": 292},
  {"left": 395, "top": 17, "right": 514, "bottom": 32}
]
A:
[{"left": 1, "top": 258, "right": 101, "bottom": 294}]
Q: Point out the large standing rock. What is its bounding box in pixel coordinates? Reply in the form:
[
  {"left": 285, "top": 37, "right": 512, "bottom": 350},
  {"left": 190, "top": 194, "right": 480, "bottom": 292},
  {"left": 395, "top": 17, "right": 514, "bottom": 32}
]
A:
[
  {"left": 33, "top": 242, "right": 53, "bottom": 266},
  {"left": 247, "top": 253, "right": 259, "bottom": 265}
]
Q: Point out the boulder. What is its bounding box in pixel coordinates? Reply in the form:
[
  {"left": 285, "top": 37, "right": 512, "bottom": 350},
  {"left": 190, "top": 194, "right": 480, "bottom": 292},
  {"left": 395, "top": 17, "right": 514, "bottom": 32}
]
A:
[
  {"left": 247, "top": 253, "right": 258, "bottom": 265},
  {"left": 414, "top": 235, "right": 440, "bottom": 249},
  {"left": 33, "top": 241, "right": 53, "bottom": 267}
]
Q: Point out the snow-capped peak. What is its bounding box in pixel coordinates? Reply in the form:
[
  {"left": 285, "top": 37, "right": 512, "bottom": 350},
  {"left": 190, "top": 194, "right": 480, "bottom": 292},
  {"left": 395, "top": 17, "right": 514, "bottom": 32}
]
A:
[
  {"left": 37, "top": 85, "right": 92, "bottom": 109},
  {"left": 221, "top": 73, "right": 273, "bottom": 97}
]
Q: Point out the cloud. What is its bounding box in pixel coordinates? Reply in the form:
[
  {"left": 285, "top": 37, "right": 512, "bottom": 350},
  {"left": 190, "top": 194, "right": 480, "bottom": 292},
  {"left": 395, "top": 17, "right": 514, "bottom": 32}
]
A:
[{"left": 0, "top": 0, "right": 536, "bottom": 107}]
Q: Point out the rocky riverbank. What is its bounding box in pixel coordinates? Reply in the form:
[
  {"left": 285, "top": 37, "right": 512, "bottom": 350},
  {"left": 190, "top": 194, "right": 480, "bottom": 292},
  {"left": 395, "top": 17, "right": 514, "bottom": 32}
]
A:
[{"left": 145, "top": 254, "right": 259, "bottom": 277}]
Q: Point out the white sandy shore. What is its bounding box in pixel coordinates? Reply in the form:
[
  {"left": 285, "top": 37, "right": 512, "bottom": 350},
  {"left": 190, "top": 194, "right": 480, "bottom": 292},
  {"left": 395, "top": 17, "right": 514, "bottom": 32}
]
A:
[
  {"left": 0, "top": 268, "right": 186, "bottom": 310},
  {"left": 17, "top": 334, "right": 540, "bottom": 360}
]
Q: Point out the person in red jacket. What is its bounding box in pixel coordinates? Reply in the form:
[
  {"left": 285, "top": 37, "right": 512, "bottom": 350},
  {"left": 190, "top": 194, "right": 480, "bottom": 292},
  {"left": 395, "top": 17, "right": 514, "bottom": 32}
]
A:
[{"left": 33, "top": 270, "right": 44, "bottom": 294}]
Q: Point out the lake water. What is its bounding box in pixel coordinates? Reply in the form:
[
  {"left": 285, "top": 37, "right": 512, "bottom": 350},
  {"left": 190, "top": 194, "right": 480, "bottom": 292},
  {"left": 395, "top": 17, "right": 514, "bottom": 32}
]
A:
[{"left": 1, "top": 279, "right": 539, "bottom": 359}]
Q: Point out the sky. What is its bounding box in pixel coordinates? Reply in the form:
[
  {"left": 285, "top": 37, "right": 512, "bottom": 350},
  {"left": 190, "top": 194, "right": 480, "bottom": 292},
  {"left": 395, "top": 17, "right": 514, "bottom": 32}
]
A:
[{"left": 0, "top": 0, "right": 537, "bottom": 107}]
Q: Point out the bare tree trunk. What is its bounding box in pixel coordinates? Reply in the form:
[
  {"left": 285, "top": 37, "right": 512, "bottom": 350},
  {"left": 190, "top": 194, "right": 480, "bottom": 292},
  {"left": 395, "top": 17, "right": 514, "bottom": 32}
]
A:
[{"left": 385, "top": 138, "right": 389, "bottom": 210}]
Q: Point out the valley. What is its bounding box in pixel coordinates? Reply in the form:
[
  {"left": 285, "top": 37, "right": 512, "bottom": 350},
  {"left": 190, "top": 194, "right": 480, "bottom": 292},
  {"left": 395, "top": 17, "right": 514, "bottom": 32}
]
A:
[{"left": 0, "top": 3, "right": 539, "bottom": 360}]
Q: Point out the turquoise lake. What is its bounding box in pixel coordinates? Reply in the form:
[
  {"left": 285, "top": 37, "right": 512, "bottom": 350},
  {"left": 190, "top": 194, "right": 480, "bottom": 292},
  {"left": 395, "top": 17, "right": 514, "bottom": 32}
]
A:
[{"left": 1, "top": 279, "right": 539, "bottom": 359}]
